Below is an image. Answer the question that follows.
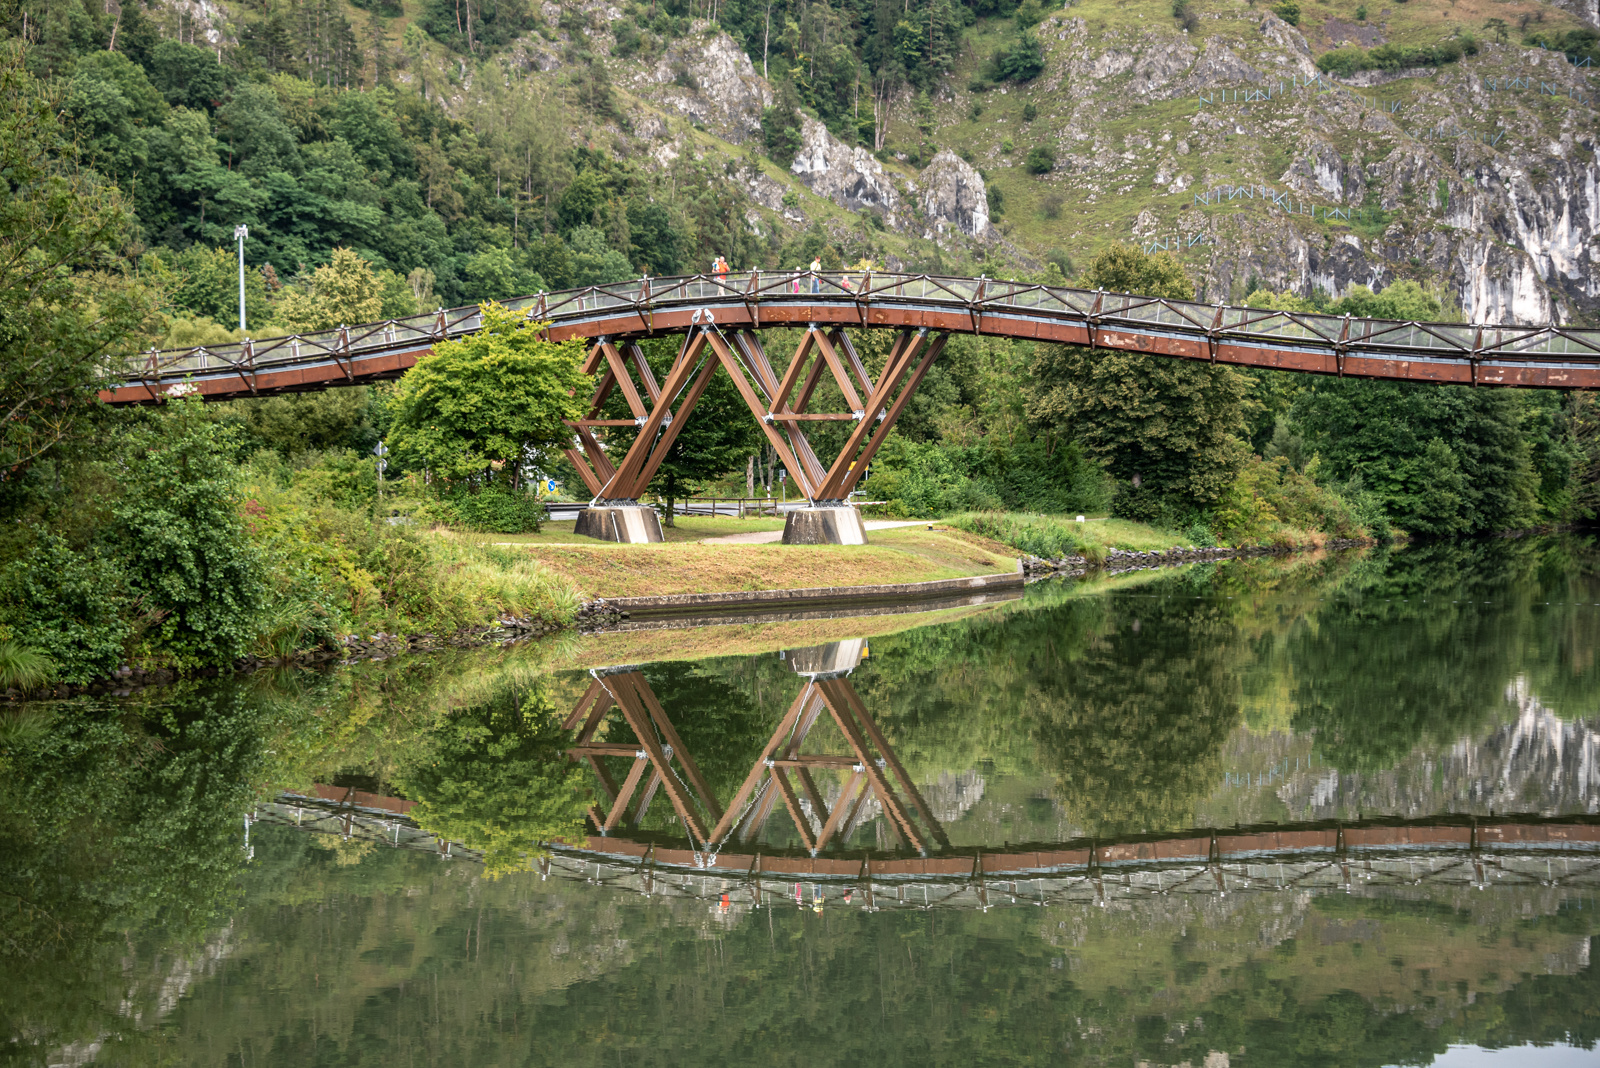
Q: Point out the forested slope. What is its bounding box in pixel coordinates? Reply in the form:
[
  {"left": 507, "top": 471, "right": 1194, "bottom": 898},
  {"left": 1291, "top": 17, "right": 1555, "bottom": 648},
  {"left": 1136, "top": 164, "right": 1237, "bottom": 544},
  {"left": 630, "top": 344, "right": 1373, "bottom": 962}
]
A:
[{"left": 4, "top": 0, "right": 1600, "bottom": 687}]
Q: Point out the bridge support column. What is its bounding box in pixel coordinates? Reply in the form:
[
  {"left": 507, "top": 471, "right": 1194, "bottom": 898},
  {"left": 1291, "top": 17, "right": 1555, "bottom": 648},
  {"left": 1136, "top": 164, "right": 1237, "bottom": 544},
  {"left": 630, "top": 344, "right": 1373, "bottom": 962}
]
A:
[
  {"left": 781, "top": 503, "right": 868, "bottom": 545},
  {"left": 575, "top": 502, "right": 664, "bottom": 543}
]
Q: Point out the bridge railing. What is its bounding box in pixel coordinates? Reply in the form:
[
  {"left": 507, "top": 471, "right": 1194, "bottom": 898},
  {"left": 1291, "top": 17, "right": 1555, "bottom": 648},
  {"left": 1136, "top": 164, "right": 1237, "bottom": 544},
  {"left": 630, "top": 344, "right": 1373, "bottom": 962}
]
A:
[{"left": 115, "top": 270, "right": 1600, "bottom": 388}]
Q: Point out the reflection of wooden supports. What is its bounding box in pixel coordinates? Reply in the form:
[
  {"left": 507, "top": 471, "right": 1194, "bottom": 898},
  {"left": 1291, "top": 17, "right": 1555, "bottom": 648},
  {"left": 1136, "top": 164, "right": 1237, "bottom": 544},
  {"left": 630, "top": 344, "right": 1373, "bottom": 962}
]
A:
[
  {"left": 709, "top": 684, "right": 812, "bottom": 843},
  {"left": 771, "top": 768, "right": 817, "bottom": 853},
  {"left": 829, "top": 678, "right": 951, "bottom": 850},
  {"left": 566, "top": 665, "right": 948, "bottom": 856}
]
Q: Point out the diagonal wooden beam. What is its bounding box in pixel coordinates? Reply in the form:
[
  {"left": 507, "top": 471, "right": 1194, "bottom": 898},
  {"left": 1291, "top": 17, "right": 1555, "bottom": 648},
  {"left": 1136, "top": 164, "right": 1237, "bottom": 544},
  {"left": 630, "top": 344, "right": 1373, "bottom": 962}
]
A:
[
  {"left": 604, "top": 755, "right": 651, "bottom": 833},
  {"left": 600, "top": 340, "right": 648, "bottom": 419},
  {"left": 831, "top": 334, "right": 949, "bottom": 499},
  {"left": 738, "top": 780, "right": 781, "bottom": 843},
  {"left": 584, "top": 754, "right": 622, "bottom": 805},
  {"left": 813, "top": 770, "right": 864, "bottom": 852},
  {"left": 598, "top": 330, "right": 709, "bottom": 499},
  {"left": 562, "top": 679, "right": 606, "bottom": 730},
  {"left": 702, "top": 331, "right": 818, "bottom": 499},
  {"left": 831, "top": 676, "right": 950, "bottom": 849},
  {"left": 770, "top": 768, "right": 817, "bottom": 853},
  {"left": 832, "top": 329, "right": 874, "bottom": 396},
  {"left": 623, "top": 347, "right": 723, "bottom": 498},
  {"left": 708, "top": 684, "right": 812, "bottom": 843},
  {"left": 632, "top": 673, "right": 723, "bottom": 823},
  {"left": 562, "top": 449, "right": 605, "bottom": 496},
  {"left": 813, "top": 330, "right": 925, "bottom": 499},
  {"left": 622, "top": 341, "right": 660, "bottom": 402},
  {"left": 814, "top": 679, "right": 927, "bottom": 853},
  {"left": 770, "top": 328, "right": 818, "bottom": 414},
  {"left": 579, "top": 339, "right": 608, "bottom": 376},
  {"left": 731, "top": 331, "right": 780, "bottom": 398},
  {"left": 810, "top": 329, "right": 864, "bottom": 411},
  {"left": 790, "top": 341, "right": 831, "bottom": 414},
  {"left": 606, "top": 673, "right": 710, "bottom": 843},
  {"left": 630, "top": 768, "right": 663, "bottom": 825}
]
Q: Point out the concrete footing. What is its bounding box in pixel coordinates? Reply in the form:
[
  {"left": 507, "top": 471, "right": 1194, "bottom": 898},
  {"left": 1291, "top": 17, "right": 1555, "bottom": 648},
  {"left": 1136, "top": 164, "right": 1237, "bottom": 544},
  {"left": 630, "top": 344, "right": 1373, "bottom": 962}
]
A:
[
  {"left": 574, "top": 503, "right": 664, "bottom": 543},
  {"left": 781, "top": 505, "right": 868, "bottom": 545}
]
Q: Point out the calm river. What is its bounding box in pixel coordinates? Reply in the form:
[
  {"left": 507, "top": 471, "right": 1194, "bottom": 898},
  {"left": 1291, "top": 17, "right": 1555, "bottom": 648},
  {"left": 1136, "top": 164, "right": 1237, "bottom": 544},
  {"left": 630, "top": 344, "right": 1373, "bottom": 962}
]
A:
[{"left": 5, "top": 536, "right": 1600, "bottom": 1067}]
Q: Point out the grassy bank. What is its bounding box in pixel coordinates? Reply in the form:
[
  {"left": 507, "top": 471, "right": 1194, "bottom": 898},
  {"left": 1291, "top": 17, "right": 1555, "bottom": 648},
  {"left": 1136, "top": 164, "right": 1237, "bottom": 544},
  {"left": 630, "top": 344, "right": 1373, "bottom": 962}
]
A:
[
  {"left": 483, "top": 515, "right": 788, "bottom": 545},
  {"left": 517, "top": 527, "right": 1017, "bottom": 599}
]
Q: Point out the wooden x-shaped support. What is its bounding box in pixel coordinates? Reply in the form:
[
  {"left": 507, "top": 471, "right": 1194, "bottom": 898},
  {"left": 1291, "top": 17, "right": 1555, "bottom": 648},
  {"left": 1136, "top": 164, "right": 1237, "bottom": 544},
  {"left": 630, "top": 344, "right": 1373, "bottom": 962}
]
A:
[{"left": 566, "top": 322, "right": 949, "bottom": 505}]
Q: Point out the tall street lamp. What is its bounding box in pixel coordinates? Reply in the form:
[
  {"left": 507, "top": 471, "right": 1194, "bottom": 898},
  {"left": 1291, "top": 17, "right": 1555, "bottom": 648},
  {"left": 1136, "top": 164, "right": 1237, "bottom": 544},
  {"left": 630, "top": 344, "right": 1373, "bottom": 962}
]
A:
[{"left": 234, "top": 224, "right": 249, "bottom": 332}]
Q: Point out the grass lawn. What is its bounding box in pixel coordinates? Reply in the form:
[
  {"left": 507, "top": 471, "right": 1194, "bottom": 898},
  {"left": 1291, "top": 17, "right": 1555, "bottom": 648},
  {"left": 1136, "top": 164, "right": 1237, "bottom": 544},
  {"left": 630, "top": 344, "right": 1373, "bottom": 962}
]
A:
[
  {"left": 1074, "top": 517, "right": 1197, "bottom": 553},
  {"left": 517, "top": 527, "right": 1018, "bottom": 599},
  {"left": 469, "top": 514, "right": 788, "bottom": 546}
]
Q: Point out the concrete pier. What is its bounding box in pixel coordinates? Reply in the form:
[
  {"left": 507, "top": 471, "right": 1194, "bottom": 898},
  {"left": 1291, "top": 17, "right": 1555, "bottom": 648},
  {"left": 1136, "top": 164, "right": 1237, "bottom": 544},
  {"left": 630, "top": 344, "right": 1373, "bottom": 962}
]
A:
[
  {"left": 781, "top": 505, "right": 868, "bottom": 545},
  {"left": 574, "top": 503, "right": 664, "bottom": 543}
]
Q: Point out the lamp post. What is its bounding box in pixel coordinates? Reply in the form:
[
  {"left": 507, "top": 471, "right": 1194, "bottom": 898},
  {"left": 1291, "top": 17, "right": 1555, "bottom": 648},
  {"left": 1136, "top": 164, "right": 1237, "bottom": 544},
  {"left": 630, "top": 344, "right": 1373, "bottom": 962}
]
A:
[{"left": 233, "top": 224, "right": 249, "bottom": 332}]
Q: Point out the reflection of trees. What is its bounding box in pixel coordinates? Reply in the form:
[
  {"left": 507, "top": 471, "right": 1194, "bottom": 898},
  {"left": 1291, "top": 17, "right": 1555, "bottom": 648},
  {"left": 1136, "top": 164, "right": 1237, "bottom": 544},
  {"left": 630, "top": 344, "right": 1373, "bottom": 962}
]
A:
[
  {"left": 1031, "top": 599, "right": 1243, "bottom": 836},
  {"left": 1287, "top": 538, "right": 1600, "bottom": 771},
  {"left": 395, "top": 678, "right": 591, "bottom": 876},
  {"left": 0, "top": 685, "right": 267, "bottom": 1052}
]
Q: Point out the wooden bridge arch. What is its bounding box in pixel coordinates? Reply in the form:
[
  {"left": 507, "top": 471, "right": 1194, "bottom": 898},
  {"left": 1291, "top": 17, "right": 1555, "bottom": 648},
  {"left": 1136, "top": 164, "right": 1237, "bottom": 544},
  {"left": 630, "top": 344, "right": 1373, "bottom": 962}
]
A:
[{"left": 105, "top": 271, "right": 1600, "bottom": 537}]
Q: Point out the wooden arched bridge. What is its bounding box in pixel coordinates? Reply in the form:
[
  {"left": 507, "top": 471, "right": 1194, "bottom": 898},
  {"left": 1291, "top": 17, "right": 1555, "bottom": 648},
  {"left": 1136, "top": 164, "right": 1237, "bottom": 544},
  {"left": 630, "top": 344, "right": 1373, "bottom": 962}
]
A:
[{"left": 107, "top": 271, "right": 1600, "bottom": 541}]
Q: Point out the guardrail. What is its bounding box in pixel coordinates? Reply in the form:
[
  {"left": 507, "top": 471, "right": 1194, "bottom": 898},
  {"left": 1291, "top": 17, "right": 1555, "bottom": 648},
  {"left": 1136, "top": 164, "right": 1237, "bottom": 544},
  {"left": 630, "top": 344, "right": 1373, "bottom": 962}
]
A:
[{"left": 107, "top": 270, "right": 1600, "bottom": 402}]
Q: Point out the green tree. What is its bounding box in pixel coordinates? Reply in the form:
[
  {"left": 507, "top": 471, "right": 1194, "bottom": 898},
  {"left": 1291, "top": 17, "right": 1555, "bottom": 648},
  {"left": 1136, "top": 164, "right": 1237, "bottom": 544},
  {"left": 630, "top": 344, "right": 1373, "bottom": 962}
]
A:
[
  {"left": 387, "top": 302, "right": 587, "bottom": 484},
  {"left": 1027, "top": 244, "right": 1248, "bottom": 520},
  {"left": 155, "top": 243, "right": 274, "bottom": 327},
  {"left": 0, "top": 52, "right": 159, "bottom": 481},
  {"left": 111, "top": 399, "right": 268, "bottom": 668},
  {"left": 1289, "top": 380, "right": 1537, "bottom": 535},
  {"left": 276, "top": 247, "right": 416, "bottom": 332}
]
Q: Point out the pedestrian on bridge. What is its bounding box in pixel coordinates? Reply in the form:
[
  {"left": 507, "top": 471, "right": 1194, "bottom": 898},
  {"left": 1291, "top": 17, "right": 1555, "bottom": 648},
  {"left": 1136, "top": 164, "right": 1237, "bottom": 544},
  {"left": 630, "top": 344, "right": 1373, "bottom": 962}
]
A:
[{"left": 810, "top": 256, "right": 821, "bottom": 293}]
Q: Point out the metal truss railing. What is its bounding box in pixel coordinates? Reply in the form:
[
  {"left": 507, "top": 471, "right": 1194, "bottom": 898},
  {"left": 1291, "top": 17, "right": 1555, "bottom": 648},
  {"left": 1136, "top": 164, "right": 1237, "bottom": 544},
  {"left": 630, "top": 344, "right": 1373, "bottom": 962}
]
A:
[{"left": 114, "top": 271, "right": 1600, "bottom": 393}]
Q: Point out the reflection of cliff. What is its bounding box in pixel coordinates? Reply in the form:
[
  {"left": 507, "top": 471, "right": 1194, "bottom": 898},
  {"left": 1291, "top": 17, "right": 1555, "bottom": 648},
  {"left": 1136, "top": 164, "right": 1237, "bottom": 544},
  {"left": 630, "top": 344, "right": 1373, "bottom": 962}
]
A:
[
  {"left": 1268, "top": 681, "right": 1600, "bottom": 822},
  {"left": 86, "top": 821, "right": 1600, "bottom": 1068}
]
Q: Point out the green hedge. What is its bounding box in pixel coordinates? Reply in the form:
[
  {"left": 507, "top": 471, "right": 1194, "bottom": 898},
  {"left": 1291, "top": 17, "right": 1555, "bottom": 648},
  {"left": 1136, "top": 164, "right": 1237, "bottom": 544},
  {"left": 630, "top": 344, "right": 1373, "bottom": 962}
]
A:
[{"left": 1316, "top": 36, "right": 1478, "bottom": 76}]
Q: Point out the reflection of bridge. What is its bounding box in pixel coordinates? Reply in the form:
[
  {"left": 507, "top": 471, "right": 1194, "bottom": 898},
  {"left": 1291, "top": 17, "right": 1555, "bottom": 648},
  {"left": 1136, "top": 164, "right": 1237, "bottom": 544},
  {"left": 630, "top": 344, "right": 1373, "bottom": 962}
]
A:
[
  {"left": 564, "top": 640, "right": 949, "bottom": 856},
  {"left": 251, "top": 788, "right": 1600, "bottom": 913},
  {"left": 106, "top": 272, "right": 1600, "bottom": 542},
  {"left": 249, "top": 638, "right": 1600, "bottom": 911}
]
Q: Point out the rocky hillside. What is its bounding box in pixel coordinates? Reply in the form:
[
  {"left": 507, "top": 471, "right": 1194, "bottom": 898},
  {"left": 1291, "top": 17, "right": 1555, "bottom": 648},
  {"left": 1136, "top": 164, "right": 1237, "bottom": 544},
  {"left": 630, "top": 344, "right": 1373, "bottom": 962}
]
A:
[
  {"left": 372, "top": 0, "right": 1600, "bottom": 323},
  {"left": 113, "top": 0, "right": 1600, "bottom": 322}
]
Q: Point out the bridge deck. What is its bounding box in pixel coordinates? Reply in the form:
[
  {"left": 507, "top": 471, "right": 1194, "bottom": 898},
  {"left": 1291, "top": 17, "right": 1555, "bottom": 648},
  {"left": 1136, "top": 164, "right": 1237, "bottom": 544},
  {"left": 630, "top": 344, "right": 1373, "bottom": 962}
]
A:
[{"left": 104, "top": 272, "right": 1600, "bottom": 405}]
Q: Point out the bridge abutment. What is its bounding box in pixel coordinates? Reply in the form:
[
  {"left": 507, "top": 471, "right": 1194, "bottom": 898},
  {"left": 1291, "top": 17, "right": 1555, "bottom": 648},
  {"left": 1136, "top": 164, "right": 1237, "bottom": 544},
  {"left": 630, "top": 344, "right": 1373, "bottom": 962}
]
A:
[
  {"left": 782, "top": 505, "right": 868, "bottom": 545},
  {"left": 574, "top": 503, "right": 664, "bottom": 543}
]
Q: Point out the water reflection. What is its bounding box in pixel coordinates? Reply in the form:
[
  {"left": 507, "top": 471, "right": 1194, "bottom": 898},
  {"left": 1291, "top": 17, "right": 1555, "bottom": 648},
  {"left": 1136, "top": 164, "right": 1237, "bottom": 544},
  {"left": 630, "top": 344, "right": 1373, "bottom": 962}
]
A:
[
  {"left": 567, "top": 640, "right": 948, "bottom": 858},
  {"left": 6, "top": 535, "right": 1600, "bottom": 1067}
]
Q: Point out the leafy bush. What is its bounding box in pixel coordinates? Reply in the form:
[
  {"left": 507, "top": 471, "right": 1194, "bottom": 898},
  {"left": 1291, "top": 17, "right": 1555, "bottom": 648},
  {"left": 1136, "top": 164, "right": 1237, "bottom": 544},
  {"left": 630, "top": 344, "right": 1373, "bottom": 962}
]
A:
[
  {"left": 1025, "top": 143, "right": 1055, "bottom": 174},
  {"left": 1316, "top": 37, "right": 1479, "bottom": 75},
  {"left": 863, "top": 436, "right": 1111, "bottom": 519},
  {"left": 991, "top": 30, "right": 1046, "bottom": 82},
  {"left": 1524, "top": 27, "right": 1600, "bottom": 63},
  {"left": 111, "top": 401, "right": 267, "bottom": 668},
  {"left": 1209, "top": 456, "right": 1364, "bottom": 544},
  {"left": 0, "top": 532, "right": 131, "bottom": 684},
  {"left": 444, "top": 484, "right": 546, "bottom": 534},
  {"left": 1272, "top": 0, "right": 1300, "bottom": 25}
]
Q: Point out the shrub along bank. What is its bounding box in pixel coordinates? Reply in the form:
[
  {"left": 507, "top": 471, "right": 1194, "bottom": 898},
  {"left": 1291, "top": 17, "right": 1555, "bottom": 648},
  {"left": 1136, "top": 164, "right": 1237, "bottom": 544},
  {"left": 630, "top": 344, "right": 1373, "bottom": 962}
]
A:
[{"left": 0, "top": 399, "right": 582, "bottom": 691}]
